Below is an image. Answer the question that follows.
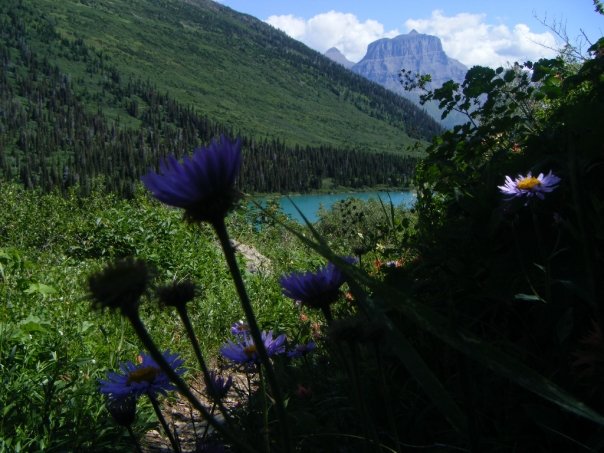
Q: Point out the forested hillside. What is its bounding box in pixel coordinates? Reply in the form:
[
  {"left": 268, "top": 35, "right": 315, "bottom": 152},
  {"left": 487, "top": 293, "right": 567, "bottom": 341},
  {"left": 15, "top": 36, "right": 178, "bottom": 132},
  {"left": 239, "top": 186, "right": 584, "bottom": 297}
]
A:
[{"left": 0, "top": 0, "right": 436, "bottom": 195}]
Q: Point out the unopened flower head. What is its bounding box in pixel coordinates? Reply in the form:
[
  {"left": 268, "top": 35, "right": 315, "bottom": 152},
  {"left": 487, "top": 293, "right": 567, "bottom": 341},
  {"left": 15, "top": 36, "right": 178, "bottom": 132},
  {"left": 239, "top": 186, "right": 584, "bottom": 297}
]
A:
[
  {"left": 220, "top": 330, "right": 286, "bottom": 365},
  {"left": 142, "top": 135, "right": 242, "bottom": 224},
  {"left": 498, "top": 170, "right": 560, "bottom": 201},
  {"left": 105, "top": 394, "right": 137, "bottom": 427},
  {"left": 157, "top": 280, "right": 197, "bottom": 309},
  {"left": 88, "top": 258, "right": 150, "bottom": 316},
  {"left": 206, "top": 370, "right": 233, "bottom": 401},
  {"left": 99, "top": 350, "right": 185, "bottom": 399},
  {"left": 287, "top": 341, "right": 316, "bottom": 359},
  {"left": 279, "top": 257, "right": 356, "bottom": 309}
]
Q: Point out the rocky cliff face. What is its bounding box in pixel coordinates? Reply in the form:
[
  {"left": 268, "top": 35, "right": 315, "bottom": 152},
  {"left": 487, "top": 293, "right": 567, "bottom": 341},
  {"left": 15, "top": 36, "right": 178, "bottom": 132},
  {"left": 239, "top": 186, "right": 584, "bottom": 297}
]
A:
[
  {"left": 324, "top": 47, "right": 354, "bottom": 69},
  {"left": 352, "top": 30, "right": 467, "bottom": 91},
  {"left": 351, "top": 30, "right": 468, "bottom": 127}
]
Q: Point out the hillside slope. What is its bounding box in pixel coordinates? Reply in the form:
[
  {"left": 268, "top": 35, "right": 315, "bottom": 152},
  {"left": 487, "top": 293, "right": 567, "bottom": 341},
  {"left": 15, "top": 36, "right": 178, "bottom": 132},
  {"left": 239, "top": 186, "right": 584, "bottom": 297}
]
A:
[
  {"left": 0, "top": 0, "right": 438, "bottom": 194},
  {"left": 30, "top": 0, "right": 440, "bottom": 151}
]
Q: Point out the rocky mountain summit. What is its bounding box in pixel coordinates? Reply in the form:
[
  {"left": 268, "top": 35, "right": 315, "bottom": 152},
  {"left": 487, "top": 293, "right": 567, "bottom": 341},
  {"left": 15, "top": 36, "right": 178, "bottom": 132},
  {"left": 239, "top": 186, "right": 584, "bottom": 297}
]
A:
[
  {"left": 325, "top": 30, "right": 468, "bottom": 127},
  {"left": 324, "top": 47, "right": 355, "bottom": 69},
  {"left": 351, "top": 30, "right": 467, "bottom": 92}
]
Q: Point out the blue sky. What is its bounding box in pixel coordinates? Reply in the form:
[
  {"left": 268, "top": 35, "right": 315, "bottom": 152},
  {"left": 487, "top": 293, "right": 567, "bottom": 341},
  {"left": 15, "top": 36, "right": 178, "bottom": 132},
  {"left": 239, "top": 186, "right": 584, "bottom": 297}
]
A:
[{"left": 216, "top": 1, "right": 603, "bottom": 67}]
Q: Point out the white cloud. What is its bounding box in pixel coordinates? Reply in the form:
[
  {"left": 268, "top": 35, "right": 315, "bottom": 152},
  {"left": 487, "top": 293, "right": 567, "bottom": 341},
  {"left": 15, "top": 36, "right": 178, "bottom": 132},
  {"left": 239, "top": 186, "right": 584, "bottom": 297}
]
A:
[
  {"left": 266, "top": 11, "right": 399, "bottom": 62},
  {"left": 265, "top": 9, "right": 558, "bottom": 68},
  {"left": 405, "top": 10, "right": 558, "bottom": 68}
]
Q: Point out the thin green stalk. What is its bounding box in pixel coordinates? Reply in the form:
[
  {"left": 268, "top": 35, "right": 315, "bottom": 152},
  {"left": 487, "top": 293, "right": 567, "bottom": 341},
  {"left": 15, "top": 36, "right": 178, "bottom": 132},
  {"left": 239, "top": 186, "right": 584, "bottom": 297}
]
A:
[
  {"left": 200, "top": 402, "right": 217, "bottom": 440},
  {"left": 259, "top": 366, "right": 271, "bottom": 453},
  {"left": 149, "top": 393, "right": 181, "bottom": 453},
  {"left": 125, "top": 313, "right": 254, "bottom": 453},
  {"left": 531, "top": 208, "right": 552, "bottom": 304},
  {"left": 213, "top": 218, "right": 291, "bottom": 451},
  {"left": 126, "top": 425, "right": 144, "bottom": 453},
  {"left": 175, "top": 305, "right": 233, "bottom": 425},
  {"left": 511, "top": 222, "right": 543, "bottom": 301}
]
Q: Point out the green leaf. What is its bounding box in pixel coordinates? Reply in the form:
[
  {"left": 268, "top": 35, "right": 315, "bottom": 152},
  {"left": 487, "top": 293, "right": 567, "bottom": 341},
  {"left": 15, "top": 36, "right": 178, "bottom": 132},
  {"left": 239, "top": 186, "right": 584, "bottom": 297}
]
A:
[
  {"left": 24, "top": 282, "right": 57, "bottom": 296},
  {"left": 17, "top": 315, "right": 50, "bottom": 334},
  {"left": 514, "top": 293, "right": 545, "bottom": 302}
]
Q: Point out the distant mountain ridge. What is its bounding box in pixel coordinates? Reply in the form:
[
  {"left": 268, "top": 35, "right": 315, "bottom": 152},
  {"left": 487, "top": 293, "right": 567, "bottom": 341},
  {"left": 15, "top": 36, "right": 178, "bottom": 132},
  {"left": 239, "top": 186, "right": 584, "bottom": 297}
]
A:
[
  {"left": 324, "top": 47, "right": 354, "bottom": 69},
  {"left": 351, "top": 30, "right": 467, "bottom": 90},
  {"left": 325, "top": 31, "right": 468, "bottom": 127}
]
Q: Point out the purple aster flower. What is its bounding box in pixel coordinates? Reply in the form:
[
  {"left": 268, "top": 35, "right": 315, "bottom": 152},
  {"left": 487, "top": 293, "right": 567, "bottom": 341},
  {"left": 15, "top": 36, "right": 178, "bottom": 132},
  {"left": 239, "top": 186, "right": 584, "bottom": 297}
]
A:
[
  {"left": 279, "top": 257, "right": 356, "bottom": 310},
  {"left": 220, "top": 330, "right": 287, "bottom": 365},
  {"left": 142, "top": 135, "right": 242, "bottom": 223},
  {"left": 99, "top": 350, "right": 185, "bottom": 399},
  {"left": 287, "top": 341, "right": 316, "bottom": 359},
  {"left": 206, "top": 370, "right": 233, "bottom": 401},
  {"left": 230, "top": 320, "right": 249, "bottom": 336},
  {"left": 498, "top": 170, "right": 560, "bottom": 201}
]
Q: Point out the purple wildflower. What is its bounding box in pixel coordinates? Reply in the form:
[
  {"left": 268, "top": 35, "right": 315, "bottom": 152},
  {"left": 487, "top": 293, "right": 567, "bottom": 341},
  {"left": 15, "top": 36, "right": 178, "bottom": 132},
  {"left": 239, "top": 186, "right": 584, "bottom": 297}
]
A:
[
  {"left": 99, "top": 351, "right": 185, "bottom": 399},
  {"left": 220, "top": 330, "right": 287, "bottom": 365},
  {"left": 230, "top": 320, "right": 249, "bottom": 336},
  {"left": 279, "top": 257, "right": 356, "bottom": 309},
  {"left": 287, "top": 341, "right": 316, "bottom": 359},
  {"left": 141, "top": 135, "right": 242, "bottom": 223},
  {"left": 498, "top": 171, "right": 560, "bottom": 201},
  {"left": 206, "top": 370, "right": 233, "bottom": 401}
]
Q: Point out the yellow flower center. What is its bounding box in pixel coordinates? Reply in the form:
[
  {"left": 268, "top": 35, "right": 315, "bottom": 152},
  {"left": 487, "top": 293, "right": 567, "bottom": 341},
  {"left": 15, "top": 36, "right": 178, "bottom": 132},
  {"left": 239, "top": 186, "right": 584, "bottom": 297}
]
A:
[
  {"left": 516, "top": 176, "right": 541, "bottom": 190},
  {"left": 243, "top": 345, "right": 257, "bottom": 358},
  {"left": 127, "top": 366, "right": 160, "bottom": 384}
]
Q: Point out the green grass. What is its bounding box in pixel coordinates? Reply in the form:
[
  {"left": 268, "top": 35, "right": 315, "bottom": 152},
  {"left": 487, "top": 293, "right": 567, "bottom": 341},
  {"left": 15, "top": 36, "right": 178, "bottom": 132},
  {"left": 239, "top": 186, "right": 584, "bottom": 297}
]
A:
[{"left": 0, "top": 181, "right": 317, "bottom": 449}]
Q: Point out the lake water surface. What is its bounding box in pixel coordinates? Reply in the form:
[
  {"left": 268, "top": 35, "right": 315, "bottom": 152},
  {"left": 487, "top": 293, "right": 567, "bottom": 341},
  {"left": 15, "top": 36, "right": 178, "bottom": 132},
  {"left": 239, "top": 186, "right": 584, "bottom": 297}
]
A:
[{"left": 252, "top": 191, "right": 416, "bottom": 224}]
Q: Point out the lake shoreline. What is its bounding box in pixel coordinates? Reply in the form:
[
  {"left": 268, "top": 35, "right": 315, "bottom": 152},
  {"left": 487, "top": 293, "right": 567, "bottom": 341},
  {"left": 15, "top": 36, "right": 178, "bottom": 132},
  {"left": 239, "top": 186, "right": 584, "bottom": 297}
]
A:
[
  {"left": 250, "top": 190, "right": 417, "bottom": 224},
  {"left": 246, "top": 184, "right": 416, "bottom": 198}
]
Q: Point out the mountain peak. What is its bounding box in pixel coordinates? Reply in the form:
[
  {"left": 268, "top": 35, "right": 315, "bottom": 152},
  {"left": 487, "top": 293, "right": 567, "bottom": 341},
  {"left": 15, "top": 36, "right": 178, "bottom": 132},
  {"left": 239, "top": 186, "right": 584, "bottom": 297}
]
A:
[
  {"left": 351, "top": 32, "right": 468, "bottom": 127},
  {"left": 324, "top": 47, "right": 354, "bottom": 69}
]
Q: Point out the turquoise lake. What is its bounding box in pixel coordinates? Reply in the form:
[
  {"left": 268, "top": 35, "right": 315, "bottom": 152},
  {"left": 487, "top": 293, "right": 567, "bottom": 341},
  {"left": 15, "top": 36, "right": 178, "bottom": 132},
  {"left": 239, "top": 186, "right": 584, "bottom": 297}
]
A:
[{"left": 252, "top": 191, "right": 416, "bottom": 224}]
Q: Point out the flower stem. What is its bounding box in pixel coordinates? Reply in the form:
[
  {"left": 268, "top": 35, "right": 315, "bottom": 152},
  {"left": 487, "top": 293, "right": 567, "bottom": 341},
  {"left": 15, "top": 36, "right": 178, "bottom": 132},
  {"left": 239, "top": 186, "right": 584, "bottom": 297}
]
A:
[
  {"left": 259, "top": 366, "right": 271, "bottom": 453},
  {"left": 213, "top": 219, "right": 291, "bottom": 451},
  {"left": 126, "top": 425, "right": 144, "bottom": 453},
  {"left": 125, "top": 313, "right": 254, "bottom": 453},
  {"left": 531, "top": 208, "right": 552, "bottom": 303},
  {"left": 176, "top": 305, "right": 233, "bottom": 425},
  {"left": 149, "top": 393, "right": 181, "bottom": 453},
  {"left": 201, "top": 402, "right": 217, "bottom": 440}
]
